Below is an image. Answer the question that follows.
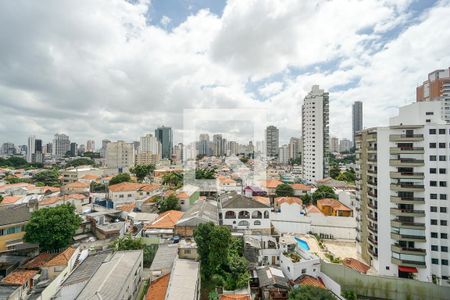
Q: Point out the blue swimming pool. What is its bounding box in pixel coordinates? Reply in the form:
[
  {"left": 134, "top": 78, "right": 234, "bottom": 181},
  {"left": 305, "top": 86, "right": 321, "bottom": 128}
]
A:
[{"left": 295, "top": 237, "right": 310, "bottom": 251}]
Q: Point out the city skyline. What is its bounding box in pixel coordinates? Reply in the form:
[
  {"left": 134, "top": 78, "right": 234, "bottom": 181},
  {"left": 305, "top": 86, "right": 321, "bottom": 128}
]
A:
[{"left": 1, "top": 1, "right": 450, "bottom": 145}]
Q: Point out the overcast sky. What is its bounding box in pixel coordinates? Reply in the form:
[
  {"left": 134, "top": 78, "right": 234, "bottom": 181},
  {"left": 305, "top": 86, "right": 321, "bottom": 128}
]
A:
[{"left": 1, "top": 0, "right": 450, "bottom": 147}]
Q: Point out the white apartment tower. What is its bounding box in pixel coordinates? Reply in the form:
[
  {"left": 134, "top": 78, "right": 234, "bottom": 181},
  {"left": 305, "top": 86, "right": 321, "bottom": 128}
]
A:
[
  {"left": 27, "top": 136, "right": 35, "bottom": 163},
  {"left": 302, "top": 85, "right": 330, "bottom": 181},
  {"left": 140, "top": 133, "right": 161, "bottom": 156},
  {"left": 356, "top": 100, "right": 450, "bottom": 285},
  {"left": 105, "top": 141, "right": 135, "bottom": 170},
  {"left": 52, "top": 134, "right": 70, "bottom": 159},
  {"left": 278, "top": 144, "right": 289, "bottom": 164},
  {"left": 86, "top": 140, "right": 95, "bottom": 152}
]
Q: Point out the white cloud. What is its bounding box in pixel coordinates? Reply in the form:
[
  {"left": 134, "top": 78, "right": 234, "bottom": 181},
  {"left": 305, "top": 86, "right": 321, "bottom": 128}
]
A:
[
  {"left": 0, "top": 0, "right": 449, "bottom": 147},
  {"left": 160, "top": 15, "right": 171, "bottom": 27}
]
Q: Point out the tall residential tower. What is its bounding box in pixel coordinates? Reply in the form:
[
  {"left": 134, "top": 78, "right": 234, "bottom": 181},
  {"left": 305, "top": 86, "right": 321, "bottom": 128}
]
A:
[{"left": 353, "top": 101, "right": 363, "bottom": 147}]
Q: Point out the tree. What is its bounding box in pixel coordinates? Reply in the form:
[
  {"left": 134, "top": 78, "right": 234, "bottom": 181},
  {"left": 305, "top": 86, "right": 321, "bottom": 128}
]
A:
[
  {"left": 0, "top": 156, "right": 28, "bottom": 168},
  {"left": 301, "top": 193, "right": 312, "bottom": 206},
  {"left": 162, "top": 172, "right": 183, "bottom": 188},
  {"left": 24, "top": 204, "right": 82, "bottom": 251},
  {"left": 5, "top": 176, "right": 30, "bottom": 184},
  {"left": 288, "top": 157, "right": 301, "bottom": 165},
  {"left": 109, "top": 173, "right": 131, "bottom": 185},
  {"left": 131, "top": 164, "right": 155, "bottom": 182},
  {"left": 66, "top": 158, "right": 95, "bottom": 168},
  {"left": 275, "top": 183, "right": 294, "bottom": 197},
  {"left": 329, "top": 165, "right": 341, "bottom": 179},
  {"left": 32, "top": 169, "right": 60, "bottom": 186},
  {"left": 312, "top": 185, "right": 337, "bottom": 203},
  {"left": 288, "top": 286, "right": 334, "bottom": 300},
  {"left": 158, "top": 194, "right": 181, "bottom": 212},
  {"left": 90, "top": 181, "right": 107, "bottom": 193},
  {"left": 112, "top": 235, "right": 158, "bottom": 267},
  {"left": 239, "top": 157, "right": 249, "bottom": 164},
  {"left": 195, "top": 168, "right": 215, "bottom": 179}
]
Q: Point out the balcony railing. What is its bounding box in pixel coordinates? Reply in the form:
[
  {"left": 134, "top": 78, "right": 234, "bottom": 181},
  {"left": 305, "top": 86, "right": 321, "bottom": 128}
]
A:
[
  {"left": 391, "top": 244, "right": 426, "bottom": 255},
  {"left": 391, "top": 257, "right": 426, "bottom": 268},
  {"left": 391, "top": 232, "right": 426, "bottom": 242},
  {"left": 368, "top": 214, "right": 377, "bottom": 222},
  {"left": 389, "top": 147, "right": 424, "bottom": 154},
  {"left": 391, "top": 196, "right": 425, "bottom": 204},
  {"left": 390, "top": 172, "right": 424, "bottom": 179},
  {"left": 390, "top": 183, "right": 425, "bottom": 192},
  {"left": 368, "top": 248, "right": 378, "bottom": 257},
  {"left": 389, "top": 159, "right": 425, "bottom": 167},
  {"left": 389, "top": 134, "right": 424, "bottom": 142},
  {"left": 391, "top": 219, "right": 425, "bottom": 229},
  {"left": 368, "top": 224, "right": 378, "bottom": 233},
  {"left": 390, "top": 208, "right": 425, "bottom": 217},
  {"left": 368, "top": 236, "right": 378, "bottom": 245}
]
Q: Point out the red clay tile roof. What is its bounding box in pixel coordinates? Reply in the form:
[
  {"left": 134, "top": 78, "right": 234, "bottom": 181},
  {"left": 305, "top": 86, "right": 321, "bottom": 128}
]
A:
[
  {"left": 176, "top": 191, "right": 190, "bottom": 200},
  {"left": 1, "top": 270, "right": 38, "bottom": 285},
  {"left": 41, "top": 186, "right": 60, "bottom": 193},
  {"left": 220, "top": 295, "right": 251, "bottom": 300},
  {"left": 296, "top": 275, "right": 326, "bottom": 289},
  {"left": 146, "top": 210, "right": 183, "bottom": 229},
  {"left": 290, "top": 183, "right": 312, "bottom": 191},
  {"left": 80, "top": 174, "right": 99, "bottom": 180},
  {"left": 64, "top": 181, "right": 90, "bottom": 189},
  {"left": 1, "top": 196, "right": 23, "bottom": 205},
  {"left": 306, "top": 205, "right": 323, "bottom": 215},
  {"left": 139, "top": 183, "right": 161, "bottom": 192},
  {"left": 275, "top": 197, "right": 302, "bottom": 206},
  {"left": 117, "top": 202, "right": 136, "bottom": 213},
  {"left": 342, "top": 257, "right": 370, "bottom": 274},
  {"left": 317, "top": 198, "right": 352, "bottom": 211},
  {"left": 39, "top": 196, "right": 62, "bottom": 206},
  {"left": 253, "top": 196, "right": 270, "bottom": 206},
  {"left": 23, "top": 252, "right": 57, "bottom": 269},
  {"left": 44, "top": 247, "right": 76, "bottom": 267},
  {"left": 146, "top": 273, "right": 170, "bottom": 300},
  {"left": 261, "top": 179, "right": 282, "bottom": 189},
  {"left": 108, "top": 182, "right": 143, "bottom": 192}
]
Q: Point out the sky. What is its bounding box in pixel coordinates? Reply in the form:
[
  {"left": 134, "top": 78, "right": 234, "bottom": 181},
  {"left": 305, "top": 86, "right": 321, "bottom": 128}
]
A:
[{"left": 1, "top": 0, "right": 450, "bottom": 147}]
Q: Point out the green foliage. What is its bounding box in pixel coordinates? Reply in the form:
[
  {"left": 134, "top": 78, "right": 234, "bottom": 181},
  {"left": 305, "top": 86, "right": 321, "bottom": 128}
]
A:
[
  {"left": 288, "top": 285, "right": 334, "bottom": 300},
  {"left": 0, "top": 156, "right": 28, "bottom": 168},
  {"left": 194, "top": 223, "right": 249, "bottom": 291},
  {"left": 90, "top": 181, "right": 107, "bottom": 193},
  {"left": 158, "top": 194, "right": 181, "bottom": 213},
  {"left": 112, "top": 235, "right": 157, "bottom": 267},
  {"left": 239, "top": 157, "right": 249, "bottom": 163},
  {"left": 32, "top": 169, "right": 60, "bottom": 186},
  {"left": 131, "top": 164, "right": 155, "bottom": 182},
  {"left": 66, "top": 158, "right": 95, "bottom": 168},
  {"left": 329, "top": 165, "right": 341, "bottom": 179},
  {"left": 275, "top": 183, "right": 294, "bottom": 197},
  {"left": 208, "top": 290, "right": 219, "bottom": 300},
  {"left": 288, "top": 157, "right": 301, "bottom": 165},
  {"left": 109, "top": 173, "right": 132, "bottom": 185},
  {"left": 342, "top": 289, "right": 358, "bottom": 300},
  {"left": 300, "top": 193, "right": 312, "bottom": 205},
  {"left": 143, "top": 244, "right": 158, "bottom": 268},
  {"left": 336, "top": 168, "right": 356, "bottom": 183},
  {"left": 5, "top": 176, "right": 30, "bottom": 184},
  {"left": 162, "top": 172, "right": 183, "bottom": 188},
  {"left": 312, "top": 185, "right": 337, "bottom": 203},
  {"left": 195, "top": 168, "right": 215, "bottom": 179},
  {"left": 24, "top": 204, "right": 82, "bottom": 251},
  {"left": 83, "top": 152, "right": 100, "bottom": 159}
]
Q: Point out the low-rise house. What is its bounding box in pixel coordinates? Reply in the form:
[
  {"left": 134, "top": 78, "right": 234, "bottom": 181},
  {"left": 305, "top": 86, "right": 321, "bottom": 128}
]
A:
[
  {"left": 279, "top": 235, "right": 320, "bottom": 280},
  {"left": 217, "top": 176, "right": 240, "bottom": 193},
  {"left": 0, "top": 269, "right": 39, "bottom": 299},
  {"left": 290, "top": 183, "right": 312, "bottom": 197},
  {"left": 78, "top": 174, "right": 100, "bottom": 183},
  {"left": 144, "top": 210, "right": 184, "bottom": 240},
  {"left": 305, "top": 204, "right": 323, "bottom": 216},
  {"left": 254, "top": 266, "right": 289, "bottom": 300},
  {"left": 292, "top": 274, "right": 326, "bottom": 289},
  {"left": 178, "top": 240, "right": 198, "bottom": 261},
  {"left": 259, "top": 179, "right": 282, "bottom": 195},
  {"left": 41, "top": 247, "right": 77, "bottom": 280},
  {"left": 108, "top": 182, "right": 162, "bottom": 208},
  {"left": 60, "top": 166, "right": 103, "bottom": 184},
  {"left": 342, "top": 257, "right": 370, "bottom": 274},
  {"left": 175, "top": 200, "right": 218, "bottom": 237},
  {"left": 244, "top": 235, "right": 279, "bottom": 266},
  {"left": 316, "top": 198, "right": 352, "bottom": 217},
  {"left": 0, "top": 183, "right": 41, "bottom": 197},
  {"left": 0, "top": 205, "right": 32, "bottom": 253},
  {"left": 39, "top": 194, "right": 89, "bottom": 212},
  {"left": 243, "top": 186, "right": 266, "bottom": 197},
  {"left": 149, "top": 244, "right": 178, "bottom": 278},
  {"left": 175, "top": 184, "right": 200, "bottom": 211},
  {"left": 61, "top": 181, "right": 90, "bottom": 195},
  {"left": 145, "top": 273, "right": 170, "bottom": 300},
  {"left": 218, "top": 192, "right": 271, "bottom": 234},
  {"left": 165, "top": 257, "right": 200, "bottom": 300}
]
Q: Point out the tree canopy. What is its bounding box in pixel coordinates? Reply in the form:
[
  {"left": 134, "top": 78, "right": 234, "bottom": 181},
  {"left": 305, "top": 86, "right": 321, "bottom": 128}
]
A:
[
  {"left": 66, "top": 158, "right": 95, "bottom": 168},
  {"left": 312, "top": 185, "right": 337, "bottom": 203},
  {"left": 158, "top": 194, "right": 181, "bottom": 212},
  {"left": 162, "top": 172, "right": 183, "bottom": 188},
  {"left": 131, "top": 164, "right": 155, "bottom": 182},
  {"left": 195, "top": 168, "right": 215, "bottom": 179},
  {"left": 288, "top": 286, "right": 334, "bottom": 300},
  {"left": 109, "top": 173, "right": 132, "bottom": 185},
  {"left": 32, "top": 169, "right": 60, "bottom": 186},
  {"left": 112, "top": 235, "right": 158, "bottom": 267},
  {"left": 275, "top": 183, "right": 295, "bottom": 197},
  {"left": 24, "top": 204, "right": 82, "bottom": 251}
]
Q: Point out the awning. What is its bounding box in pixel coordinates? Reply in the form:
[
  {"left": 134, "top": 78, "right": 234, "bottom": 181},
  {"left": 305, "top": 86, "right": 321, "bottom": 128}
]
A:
[{"left": 399, "top": 266, "right": 418, "bottom": 273}]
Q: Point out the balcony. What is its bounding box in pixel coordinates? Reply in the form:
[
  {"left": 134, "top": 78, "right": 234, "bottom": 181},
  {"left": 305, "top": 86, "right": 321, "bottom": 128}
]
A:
[
  {"left": 391, "top": 244, "right": 426, "bottom": 256},
  {"left": 367, "top": 147, "right": 377, "bottom": 154},
  {"left": 391, "top": 232, "right": 426, "bottom": 242},
  {"left": 368, "top": 224, "right": 378, "bottom": 233},
  {"left": 390, "top": 208, "right": 425, "bottom": 218},
  {"left": 368, "top": 180, "right": 378, "bottom": 187},
  {"left": 368, "top": 191, "right": 377, "bottom": 198},
  {"left": 391, "top": 196, "right": 425, "bottom": 205},
  {"left": 367, "top": 169, "right": 377, "bottom": 176},
  {"left": 368, "top": 202, "right": 378, "bottom": 209},
  {"left": 389, "top": 147, "right": 424, "bottom": 154},
  {"left": 390, "top": 172, "right": 424, "bottom": 179},
  {"left": 391, "top": 219, "right": 425, "bottom": 230},
  {"left": 389, "top": 134, "right": 424, "bottom": 142},
  {"left": 391, "top": 257, "right": 426, "bottom": 268},
  {"left": 390, "top": 183, "right": 425, "bottom": 192},
  {"left": 368, "top": 236, "right": 378, "bottom": 245},
  {"left": 368, "top": 248, "right": 378, "bottom": 257},
  {"left": 389, "top": 159, "right": 424, "bottom": 167},
  {"left": 368, "top": 214, "right": 377, "bottom": 222}
]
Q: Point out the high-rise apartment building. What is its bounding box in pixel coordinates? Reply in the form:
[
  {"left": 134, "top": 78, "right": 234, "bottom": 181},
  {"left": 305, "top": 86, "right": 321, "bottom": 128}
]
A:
[
  {"left": 198, "top": 134, "right": 210, "bottom": 156},
  {"left": 52, "top": 134, "right": 70, "bottom": 159},
  {"left": 26, "top": 136, "right": 35, "bottom": 163},
  {"left": 266, "top": 125, "right": 279, "bottom": 158},
  {"left": 278, "top": 144, "right": 289, "bottom": 164},
  {"left": 140, "top": 134, "right": 161, "bottom": 156},
  {"left": 329, "top": 136, "right": 339, "bottom": 153},
  {"left": 353, "top": 101, "right": 363, "bottom": 146},
  {"left": 288, "top": 137, "right": 301, "bottom": 160},
  {"left": 70, "top": 142, "right": 78, "bottom": 157},
  {"left": 155, "top": 126, "right": 173, "bottom": 159},
  {"left": 416, "top": 67, "right": 450, "bottom": 123},
  {"left": 105, "top": 141, "right": 135, "bottom": 170},
  {"left": 213, "top": 134, "right": 225, "bottom": 157},
  {"left": 173, "top": 143, "right": 183, "bottom": 162},
  {"left": 302, "top": 85, "right": 329, "bottom": 181},
  {"left": 1, "top": 143, "right": 15, "bottom": 156},
  {"left": 339, "top": 138, "right": 352, "bottom": 153},
  {"left": 356, "top": 100, "right": 450, "bottom": 285},
  {"left": 86, "top": 140, "right": 95, "bottom": 152}
]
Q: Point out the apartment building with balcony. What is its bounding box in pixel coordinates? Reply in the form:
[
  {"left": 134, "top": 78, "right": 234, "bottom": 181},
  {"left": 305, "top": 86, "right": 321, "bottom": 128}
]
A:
[{"left": 356, "top": 100, "right": 450, "bottom": 285}]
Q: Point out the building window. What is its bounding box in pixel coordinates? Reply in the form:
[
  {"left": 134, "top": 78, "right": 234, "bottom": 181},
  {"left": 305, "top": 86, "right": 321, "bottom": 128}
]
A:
[
  {"left": 431, "top": 232, "right": 438, "bottom": 238},
  {"left": 439, "top": 129, "right": 446, "bottom": 134},
  {"left": 439, "top": 156, "right": 446, "bottom": 161},
  {"left": 439, "top": 181, "right": 447, "bottom": 187},
  {"left": 442, "top": 260, "right": 448, "bottom": 266},
  {"left": 441, "top": 233, "right": 448, "bottom": 239},
  {"left": 430, "top": 168, "right": 437, "bottom": 174},
  {"left": 432, "top": 245, "right": 438, "bottom": 251},
  {"left": 254, "top": 220, "right": 261, "bottom": 226},
  {"left": 442, "top": 246, "right": 449, "bottom": 252},
  {"left": 430, "top": 143, "right": 437, "bottom": 148},
  {"left": 430, "top": 194, "right": 438, "bottom": 199},
  {"left": 430, "top": 181, "right": 437, "bottom": 187},
  {"left": 439, "top": 143, "right": 446, "bottom": 148},
  {"left": 429, "top": 129, "right": 436, "bottom": 134},
  {"left": 440, "top": 207, "right": 447, "bottom": 213},
  {"left": 432, "top": 258, "right": 439, "bottom": 264},
  {"left": 430, "top": 155, "right": 437, "bottom": 161},
  {"left": 426, "top": 112, "right": 434, "bottom": 116},
  {"left": 301, "top": 268, "right": 307, "bottom": 274},
  {"left": 431, "top": 206, "right": 437, "bottom": 212},
  {"left": 431, "top": 219, "right": 438, "bottom": 225},
  {"left": 441, "top": 220, "right": 447, "bottom": 226},
  {"left": 439, "top": 169, "right": 447, "bottom": 174}
]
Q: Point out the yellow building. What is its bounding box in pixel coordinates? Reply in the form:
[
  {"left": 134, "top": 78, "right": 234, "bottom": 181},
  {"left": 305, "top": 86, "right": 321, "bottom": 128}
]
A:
[
  {"left": 0, "top": 205, "right": 32, "bottom": 252},
  {"left": 316, "top": 198, "right": 353, "bottom": 217}
]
